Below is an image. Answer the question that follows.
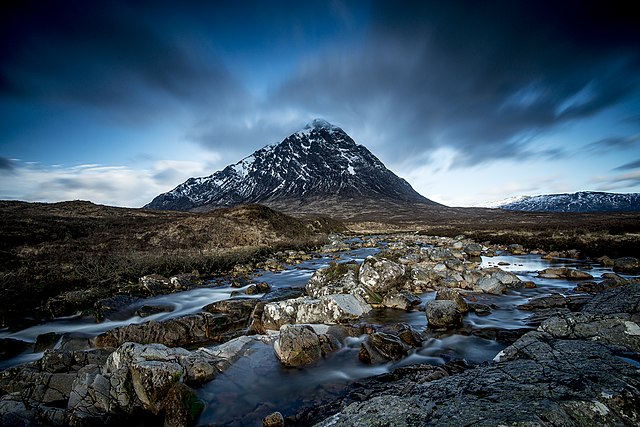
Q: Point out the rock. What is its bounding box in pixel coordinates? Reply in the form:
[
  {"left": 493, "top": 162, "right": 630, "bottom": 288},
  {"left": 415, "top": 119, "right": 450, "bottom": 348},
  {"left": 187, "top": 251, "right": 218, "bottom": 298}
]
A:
[
  {"left": 381, "top": 291, "right": 421, "bottom": 310},
  {"left": 474, "top": 275, "right": 505, "bottom": 294},
  {"left": 358, "top": 256, "right": 406, "bottom": 294},
  {"left": 262, "top": 295, "right": 372, "bottom": 331},
  {"left": 203, "top": 298, "right": 259, "bottom": 322},
  {"left": 359, "top": 332, "right": 411, "bottom": 364},
  {"left": 614, "top": 256, "right": 640, "bottom": 272},
  {"left": 139, "top": 274, "right": 172, "bottom": 295},
  {"left": 463, "top": 243, "right": 482, "bottom": 257},
  {"left": 426, "top": 247, "right": 455, "bottom": 262},
  {"left": 519, "top": 293, "right": 591, "bottom": 311},
  {"left": 597, "top": 255, "right": 615, "bottom": 267},
  {"left": 263, "top": 411, "right": 285, "bottom": 427},
  {"left": 46, "top": 287, "right": 104, "bottom": 318},
  {"left": 507, "top": 243, "right": 525, "bottom": 254},
  {"left": 565, "top": 268, "right": 594, "bottom": 280},
  {"left": 34, "top": 332, "right": 62, "bottom": 352},
  {"left": 425, "top": 300, "right": 462, "bottom": 329},
  {"left": 169, "top": 273, "right": 200, "bottom": 290},
  {"left": 246, "top": 282, "right": 271, "bottom": 295},
  {"left": 469, "top": 303, "right": 492, "bottom": 316},
  {"left": 313, "top": 331, "right": 640, "bottom": 427},
  {"left": 601, "top": 272, "right": 629, "bottom": 284},
  {"left": 435, "top": 288, "right": 468, "bottom": 312},
  {"left": 96, "top": 312, "right": 246, "bottom": 348},
  {"left": 164, "top": 382, "right": 205, "bottom": 427},
  {"left": 538, "top": 267, "right": 593, "bottom": 280},
  {"left": 274, "top": 325, "right": 324, "bottom": 368},
  {"left": 135, "top": 305, "right": 172, "bottom": 318},
  {"left": 0, "top": 393, "right": 35, "bottom": 427},
  {"left": 307, "top": 262, "right": 381, "bottom": 304},
  {"left": 94, "top": 295, "right": 142, "bottom": 321}
]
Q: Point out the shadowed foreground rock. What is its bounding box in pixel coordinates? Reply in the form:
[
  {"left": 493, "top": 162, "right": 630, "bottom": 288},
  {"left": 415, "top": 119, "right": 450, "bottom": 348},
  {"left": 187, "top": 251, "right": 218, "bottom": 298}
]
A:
[{"left": 303, "top": 284, "right": 640, "bottom": 426}]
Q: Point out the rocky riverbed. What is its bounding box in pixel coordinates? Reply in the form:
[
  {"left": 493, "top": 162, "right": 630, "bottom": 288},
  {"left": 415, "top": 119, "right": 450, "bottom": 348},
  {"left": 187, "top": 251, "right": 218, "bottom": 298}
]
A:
[{"left": 1, "top": 234, "right": 639, "bottom": 426}]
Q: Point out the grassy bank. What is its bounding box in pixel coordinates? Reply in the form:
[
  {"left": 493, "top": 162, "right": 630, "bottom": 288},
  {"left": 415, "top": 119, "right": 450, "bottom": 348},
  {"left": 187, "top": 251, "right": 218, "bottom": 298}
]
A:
[{"left": 0, "top": 201, "right": 342, "bottom": 326}]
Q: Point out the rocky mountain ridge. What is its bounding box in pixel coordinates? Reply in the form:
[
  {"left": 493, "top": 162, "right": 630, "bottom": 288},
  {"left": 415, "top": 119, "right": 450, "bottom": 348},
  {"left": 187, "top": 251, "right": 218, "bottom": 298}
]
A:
[
  {"left": 146, "top": 119, "right": 437, "bottom": 212},
  {"left": 483, "top": 191, "right": 640, "bottom": 212}
]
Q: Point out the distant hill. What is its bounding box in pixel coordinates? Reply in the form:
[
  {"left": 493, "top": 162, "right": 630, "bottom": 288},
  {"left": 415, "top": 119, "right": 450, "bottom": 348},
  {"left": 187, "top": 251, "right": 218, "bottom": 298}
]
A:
[
  {"left": 146, "top": 119, "right": 439, "bottom": 212},
  {"left": 482, "top": 191, "right": 640, "bottom": 212}
]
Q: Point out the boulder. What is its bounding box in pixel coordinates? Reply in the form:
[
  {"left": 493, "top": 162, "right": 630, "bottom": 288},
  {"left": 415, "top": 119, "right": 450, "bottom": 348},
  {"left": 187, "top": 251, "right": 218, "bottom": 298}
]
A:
[
  {"left": 139, "top": 274, "right": 173, "bottom": 295},
  {"left": 306, "top": 262, "right": 381, "bottom": 304},
  {"left": 263, "top": 411, "right": 285, "bottom": 427},
  {"left": 463, "top": 243, "right": 483, "bottom": 257},
  {"left": 538, "top": 267, "right": 593, "bottom": 280},
  {"left": 95, "top": 312, "right": 246, "bottom": 348},
  {"left": 262, "top": 295, "right": 372, "bottom": 331},
  {"left": 614, "top": 256, "right": 639, "bottom": 272},
  {"left": 359, "top": 332, "right": 411, "bottom": 364},
  {"left": 358, "top": 257, "right": 406, "bottom": 294},
  {"left": 274, "top": 325, "right": 324, "bottom": 368},
  {"left": 507, "top": 243, "right": 525, "bottom": 254},
  {"left": 164, "top": 382, "right": 205, "bottom": 427},
  {"left": 425, "top": 300, "right": 462, "bottom": 329},
  {"left": 435, "top": 288, "right": 468, "bottom": 312},
  {"left": 246, "top": 282, "right": 271, "bottom": 295},
  {"left": 381, "top": 291, "right": 421, "bottom": 310},
  {"left": 473, "top": 268, "right": 521, "bottom": 294}
]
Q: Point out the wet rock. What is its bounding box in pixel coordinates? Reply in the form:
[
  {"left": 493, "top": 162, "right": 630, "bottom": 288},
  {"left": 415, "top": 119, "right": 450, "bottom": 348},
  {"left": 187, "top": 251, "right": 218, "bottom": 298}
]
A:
[
  {"left": 203, "top": 298, "right": 259, "bottom": 322},
  {"left": 538, "top": 267, "right": 594, "bottom": 280},
  {"left": 507, "top": 243, "right": 525, "bottom": 254},
  {"left": 263, "top": 411, "right": 284, "bottom": 427},
  {"left": 315, "top": 331, "right": 640, "bottom": 427},
  {"left": 469, "top": 303, "right": 492, "bottom": 316},
  {"left": 94, "top": 295, "right": 142, "bottom": 321},
  {"left": 34, "top": 332, "right": 62, "bottom": 352},
  {"left": 435, "top": 288, "right": 468, "bottom": 312},
  {"left": 139, "top": 274, "right": 173, "bottom": 295},
  {"left": 519, "top": 293, "right": 591, "bottom": 311},
  {"left": 425, "top": 300, "right": 462, "bottom": 329},
  {"left": 274, "top": 325, "right": 324, "bottom": 368},
  {"left": 426, "top": 247, "right": 455, "bottom": 262},
  {"left": 246, "top": 282, "right": 271, "bottom": 295},
  {"left": 169, "top": 273, "right": 200, "bottom": 290},
  {"left": 95, "top": 312, "right": 245, "bottom": 348},
  {"left": 307, "top": 262, "right": 381, "bottom": 304},
  {"left": 0, "top": 393, "right": 35, "bottom": 427},
  {"left": 164, "top": 382, "right": 205, "bottom": 427},
  {"left": 463, "top": 243, "right": 483, "bottom": 257},
  {"left": 46, "top": 288, "right": 104, "bottom": 318},
  {"left": 262, "top": 295, "right": 372, "bottom": 331},
  {"left": 597, "top": 255, "right": 615, "bottom": 267},
  {"left": 359, "top": 332, "right": 411, "bottom": 364},
  {"left": 381, "top": 291, "right": 421, "bottom": 310},
  {"left": 359, "top": 256, "right": 406, "bottom": 294},
  {"left": 135, "top": 305, "right": 172, "bottom": 318},
  {"left": 614, "top": 256, "right": 640, "bottom": 272}
]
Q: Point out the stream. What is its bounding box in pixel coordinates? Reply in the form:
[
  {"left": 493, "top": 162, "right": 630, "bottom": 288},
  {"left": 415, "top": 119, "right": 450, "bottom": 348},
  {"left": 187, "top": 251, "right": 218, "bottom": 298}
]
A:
[{"left": 0, "top": 239, "right": 634, "bottom": 426}]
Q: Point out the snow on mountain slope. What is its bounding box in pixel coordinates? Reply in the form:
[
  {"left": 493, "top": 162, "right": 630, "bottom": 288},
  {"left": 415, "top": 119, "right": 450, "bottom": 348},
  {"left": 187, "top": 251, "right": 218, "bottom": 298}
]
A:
[
  {"left": 146, "top": 119, "right": 437, "bottom": 211},
  {"left": 484, "top": 191, "right": 640, "bottom": 212}
]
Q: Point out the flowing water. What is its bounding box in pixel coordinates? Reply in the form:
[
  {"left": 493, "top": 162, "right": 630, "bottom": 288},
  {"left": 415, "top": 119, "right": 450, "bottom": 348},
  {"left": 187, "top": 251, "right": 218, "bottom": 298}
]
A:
[{"left": 0, "top": 242, "right": 635, "bottom": 426}]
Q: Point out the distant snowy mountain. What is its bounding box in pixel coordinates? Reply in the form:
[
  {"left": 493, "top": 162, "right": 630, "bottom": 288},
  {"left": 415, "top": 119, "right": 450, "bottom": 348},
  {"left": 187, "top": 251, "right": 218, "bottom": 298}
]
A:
[
  {"left": 146, "top": 119, "right": 437, "bottom": 211},
  {"left": 483, "top": 191, "right": 640, "bottom": 212}
]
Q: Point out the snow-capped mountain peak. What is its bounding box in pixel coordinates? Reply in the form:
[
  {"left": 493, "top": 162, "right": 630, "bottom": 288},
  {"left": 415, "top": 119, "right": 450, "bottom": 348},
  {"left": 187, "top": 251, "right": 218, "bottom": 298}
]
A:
[
  {"left": 483, "top": 191, "right": 640, "bottom": 212},
  {"left": 146, "top": 119, "right": 437, "bottom": 211}
]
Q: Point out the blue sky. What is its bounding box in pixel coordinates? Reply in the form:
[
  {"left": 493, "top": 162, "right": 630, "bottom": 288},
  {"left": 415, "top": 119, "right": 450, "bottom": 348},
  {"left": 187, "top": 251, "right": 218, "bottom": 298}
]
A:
[{"left": 1, "top": 0, "right": 639, "bottom": 207}]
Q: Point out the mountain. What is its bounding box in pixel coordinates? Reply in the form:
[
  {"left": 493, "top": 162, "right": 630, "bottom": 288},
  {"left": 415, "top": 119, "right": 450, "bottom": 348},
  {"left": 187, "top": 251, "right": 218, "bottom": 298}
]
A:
[
  {"left": 146, "top": 119, "right": 438, "bottom": 213},
  {"left": 484, "top": 191, "right": 640, "bottom": 212}
]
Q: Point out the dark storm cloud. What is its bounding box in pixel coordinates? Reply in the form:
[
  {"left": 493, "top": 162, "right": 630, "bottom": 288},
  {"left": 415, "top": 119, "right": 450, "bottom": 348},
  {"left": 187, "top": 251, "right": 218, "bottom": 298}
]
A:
[
  {"left": 0, "top": 1, "right": 245, "bottom": 121},
  {"left": 614, "top": 159, "right": 640, "bottom": 171},
  {"left": 277, "top": 0, "right": 640, "bottom": 167},
  {"left": 0, "top": 157, "right": 15, "bottom": 172}
]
